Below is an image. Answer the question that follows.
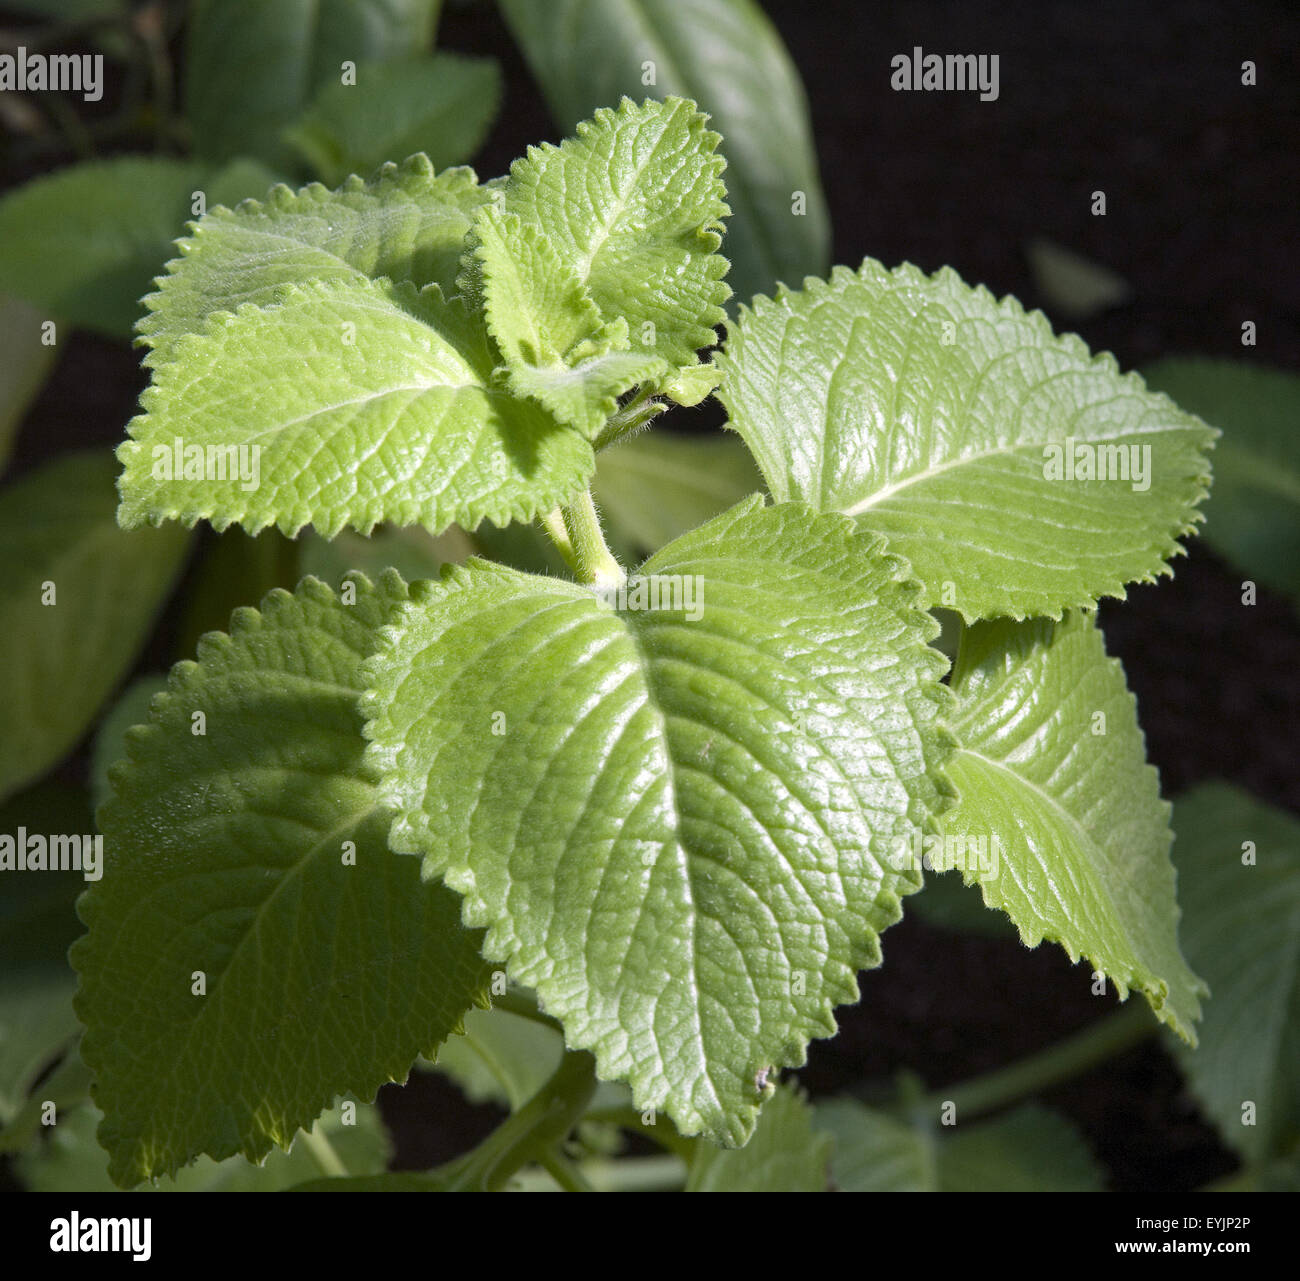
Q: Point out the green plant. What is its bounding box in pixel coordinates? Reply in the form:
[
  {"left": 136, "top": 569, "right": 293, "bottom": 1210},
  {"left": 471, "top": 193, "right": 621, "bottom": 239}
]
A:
[{"left": 42, "top": 90, "right": 1230, "bottom": 1190}]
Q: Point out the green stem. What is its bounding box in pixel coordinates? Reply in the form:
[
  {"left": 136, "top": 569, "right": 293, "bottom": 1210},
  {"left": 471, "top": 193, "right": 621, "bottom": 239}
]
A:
[
  {"left": 439, "top": 1049, "right": 598, "bottom": 1192},
  {"left": 585, "top": 1106, "right": 697, "bottom": 1160},
  {"left": 544, "top": 490, "right": 624, "bottom": 588},
  {"left": 593, "top": 384, "right": 662, "bottom": 451},
  {"left": 300, "top": 1126, "right": 349, "bottom": 1179},
  {"left": 540, "top": 1149, "right": 593, "bottom": 1192},
  {"left": 513, "top": 1154, "right": 687, "bottom": 1193},
  {"left": 905, "top": 1002, "right": 1157, "bottom": 1123}
]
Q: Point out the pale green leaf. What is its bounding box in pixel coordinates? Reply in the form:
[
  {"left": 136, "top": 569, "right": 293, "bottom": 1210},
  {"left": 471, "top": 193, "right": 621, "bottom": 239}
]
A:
[
  {"left": 0, "top": 295, "right": 57, "bottom": 472},
  {"left": 364, "top": 497, "right": 954, "bottom": 1145},
  {"left": 0, "top": 158, "right": 274, "bottom": 339},
  {"left": 499, "top": 0, "right": 829, "bottom": 307},
  {"left": 1169, "top": 784, "right": 1300, "bottom": 1162},
  {"left": 287, "top": 53, "right": 501, "bottom": 187},
  {"left": 72, "top": 573, "right": 491, "bottom": 1186},
  {"left": 818, "top": 1097, "right": 1104, "bottom": 1191},
  {"left": 120, "top": 277, "right": 596, "bottom": 538},
  {"left": 18, "top": 1101, "right": 388, "bottom": 1193},
  {"left": 185, "top": 0, "right": 440, "bottom": 166},
  {"left": 470, "top": 203, "right": 667, "bottom": 436},
  {"left": 718, "top": 260, "right": 1216, "bottom": 620},
  {"left": 0, "top": 452, "right": 188, "bottom": 803},
  {"left": 686, "top": 1084, "right": 830, "bottom": 1191},
  {"left": 1143, "top": 359, "right": 1300, "bottom": 605},
  {"left": 138, "top": 156, "right": 491, "bottom": 364},
  {"left": 591, "top": 427, "right": 763, "bottom": 558},
  {"left": 938, "top": 612, "right": 1204, "bottom": 1038},
  {"left": 502, "top": 96, "right": 729, "bottom": 369}
]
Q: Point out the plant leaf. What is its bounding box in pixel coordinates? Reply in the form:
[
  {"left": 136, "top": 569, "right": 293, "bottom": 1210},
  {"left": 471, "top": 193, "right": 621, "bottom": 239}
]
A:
[
  {"left": 718, "top": 260, "right": 1216, "bottom": 621},
  {"left": 185, "top": 0, "right": 440, "bottom": 166},
  {"left": 1143, "top": 358, "right": 1300, "bottom": 606},
  {"left": 817, "top": 1097, "right": 1104, "bottom": 1191},
  {"left": 0, "top": 158, "right": 275, "bottom": 339},
  {"left": 937, "top": 612, "right": 1204, "bottom": 1039},
  {"left": 138, "top": 156, "right": 491, "bottom": 365},
  {"left": 0, "top": 452, "right": 188, "bottom": 804},
  {"left": 364, "top": 497, "right": 954, "bottom": 1145},
  {"left": 686, "top": 1084, "right": 830, "bottom": 1191},
  {"left": 120, "top": 277, "right": 596, "bottom": 538},
  {"left": 470, "top": 203, "right": 667, "bottom": 436},
  {"left": 72, "top": 573, "right": 491, "bottom": 1186},
  {"left": 499, "top": 0, "right": 829, "bottom": 307},
  {"left": 286, "top": 53, "right": 501, "bottom": 187},
  {"left": 1169, "top": 784, "right": 1300, "bottom": 1162},
  {"left": 501, "top": 96, "right": 729, "bottom": 370},
  {"left": 0, "top": 295, "right": 57, "bottom": 472}
]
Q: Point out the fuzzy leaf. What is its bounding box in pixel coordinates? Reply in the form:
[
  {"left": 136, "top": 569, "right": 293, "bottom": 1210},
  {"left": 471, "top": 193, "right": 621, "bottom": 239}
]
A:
[
  {"left": 287, "top": 53, "right": 501, "bottom": 187},
  {"left": 502, "top": 96, "right": 729, "bottom": 369},
  {"left": 1169, "top": 784, "right": 1300, "bottom": 1162},
  {"left": 937, "top": 612, "right": 1204, "bottom": 1038},
  {"left": 718, "top": 261, "right": 1216, "bottom": 620},
  {"left": 72, "top": 573, "right": 491, "bottom": 1186},
  {"left": 120, "top": 278, "right": 595, "bottom": 538},
  {"left": 138, "top": 157, "right": 491, "bottom": 364},
  {"left": 499, "top": 0, "right": 829, "bottom": 308},
  {"left": 364, "top": 497, "right": 953, "bottom": 1145},
  {"left": 0, "top": 452, "right": 188, "bottom": 803}
]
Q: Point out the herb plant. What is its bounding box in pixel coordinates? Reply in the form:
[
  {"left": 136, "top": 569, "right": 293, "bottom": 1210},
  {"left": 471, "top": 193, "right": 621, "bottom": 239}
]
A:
[{"left": 38, "top": 89, "right": 1224, "bottom": 1190}]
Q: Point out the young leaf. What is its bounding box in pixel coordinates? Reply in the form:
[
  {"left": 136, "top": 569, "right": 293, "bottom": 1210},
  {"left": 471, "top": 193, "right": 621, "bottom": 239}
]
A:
[
  {"left": 120, "top": 278, "right": 596, "bottom": 538},
  {"left": 185, "top": 0, "right": 440, "bottom": 166},
  {"left": 937, "top": 612, "right": 1205, "bottom": 1039},
  {"left": 501, "top": 96, "right": 730, "bottom": 370},
  {"left": 0, "top": 158, "right": 275, "bottom": 339},
  {"left": 718, "top": 261, "right": 1216, "bottom": 621},
  {"left": 286, "top": 53, "right": 502, "bottom": 187},
  {"left": 364, "top": 497, "right": 954, "bottom": 1145},
  {"left": 72, "top": 573, "right": 491, "bottom": 1186},
  {"left": 0, "top": 452, "right": 189, "bottom": 804},
  {"left": 138, "top": 157, "right": 491, "bottom": 364},
  {"left": 817, "top": 1098, "right": 1104, "bottom": 1192},
  {"left": 1143, "top": 358, "right": 1300, "bottom": 606},
  {"left": 1169, "top": 784, "right": 1300, "bottom": 1162},
  {"left": 470, "top": 204, "right": 667, "bottom": 437},
  {"left": 686, "top": 1085, "right": 831, "bottom": 1191},
  {"left": 499, "top": 0, "right": 830, "bottom": 307}
]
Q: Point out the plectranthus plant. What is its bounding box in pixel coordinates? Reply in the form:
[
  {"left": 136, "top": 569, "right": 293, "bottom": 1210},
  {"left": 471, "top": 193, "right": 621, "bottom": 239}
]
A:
[{"left": 72, "top": 96, "right": 1217, "bottom": 1189}]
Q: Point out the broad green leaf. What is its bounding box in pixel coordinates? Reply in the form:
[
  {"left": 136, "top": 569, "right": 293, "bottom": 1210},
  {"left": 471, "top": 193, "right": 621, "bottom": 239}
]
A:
[
  {"left": 185, "top": 0, "right": 440, "bottom": 166},
  {"left": 686, "top": 1084, "right": 830, "bottom": 1191},
  {"left": 138, "top": 157, "right": 491, "bottom": 364},
  {"left": 501, "top": 96, "right": 729, "bottom": 370},
  {"left": 499, "top": 0, "right": 829, "bottom": 308},
  {"left": 1026, "top": 237, "right": 1132, "bottom": 321},
  {"left": 72, "top": 573, "right": 491, "bottom": 1185},
  {"left": 938, "top": 612, "right": 1204, "bottom": 1038},
  {"left": 287, "top": 53, "right": 501, "bottom": 187},
  {"left": 718, "top": 261, "right": 1216, "bottom": 621},
  {"left": 0, "top": 158, "right": 275, "bottom": 339},
  {"left": 364, "top": 497, "right": 954, "bottom": 1145},
  {"left": 1169, "top": 784, "right": 1300, "bottom": 1162},
  {"left": 470, "top": 204, "right": 667, "bottom": 437},
  {"left": 18, "top": 1101, "right": 388, "bottom": 1192},
  {"left": 120, "top": 277, "right": 596, "bottom": 538},
  {"left": 591, "top": 428, "right": 763, "bottom": 558},
  {"left": 89, "top": 677, "right": 168, "bottom": 813},
  {"left": 0, "top": 452, "right": 188, "bottom": 803},
  {"left": 0, "top": 784, "right": 92, "bottom": 1125},
  {"left": 818, "top": 1098, "right": 1104, "bottom": 1191},
  {"left": 1143, "top": 359, "right": 1300, "bottom": 605},
  {"left": 0, "top": 295, "right": 57, "bottom": 472}
]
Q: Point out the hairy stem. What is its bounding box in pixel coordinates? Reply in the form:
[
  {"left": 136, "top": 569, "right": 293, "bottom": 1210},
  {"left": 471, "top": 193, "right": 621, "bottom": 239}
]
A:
[{"left": 543, "top": 489, "right": 624, "bottom": 588}]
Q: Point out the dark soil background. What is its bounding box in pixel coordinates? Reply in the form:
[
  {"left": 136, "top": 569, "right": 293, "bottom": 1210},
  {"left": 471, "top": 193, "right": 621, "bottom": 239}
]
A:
[{"left": 3, "top": 0, "right": 1297, "bottom": 1191}]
